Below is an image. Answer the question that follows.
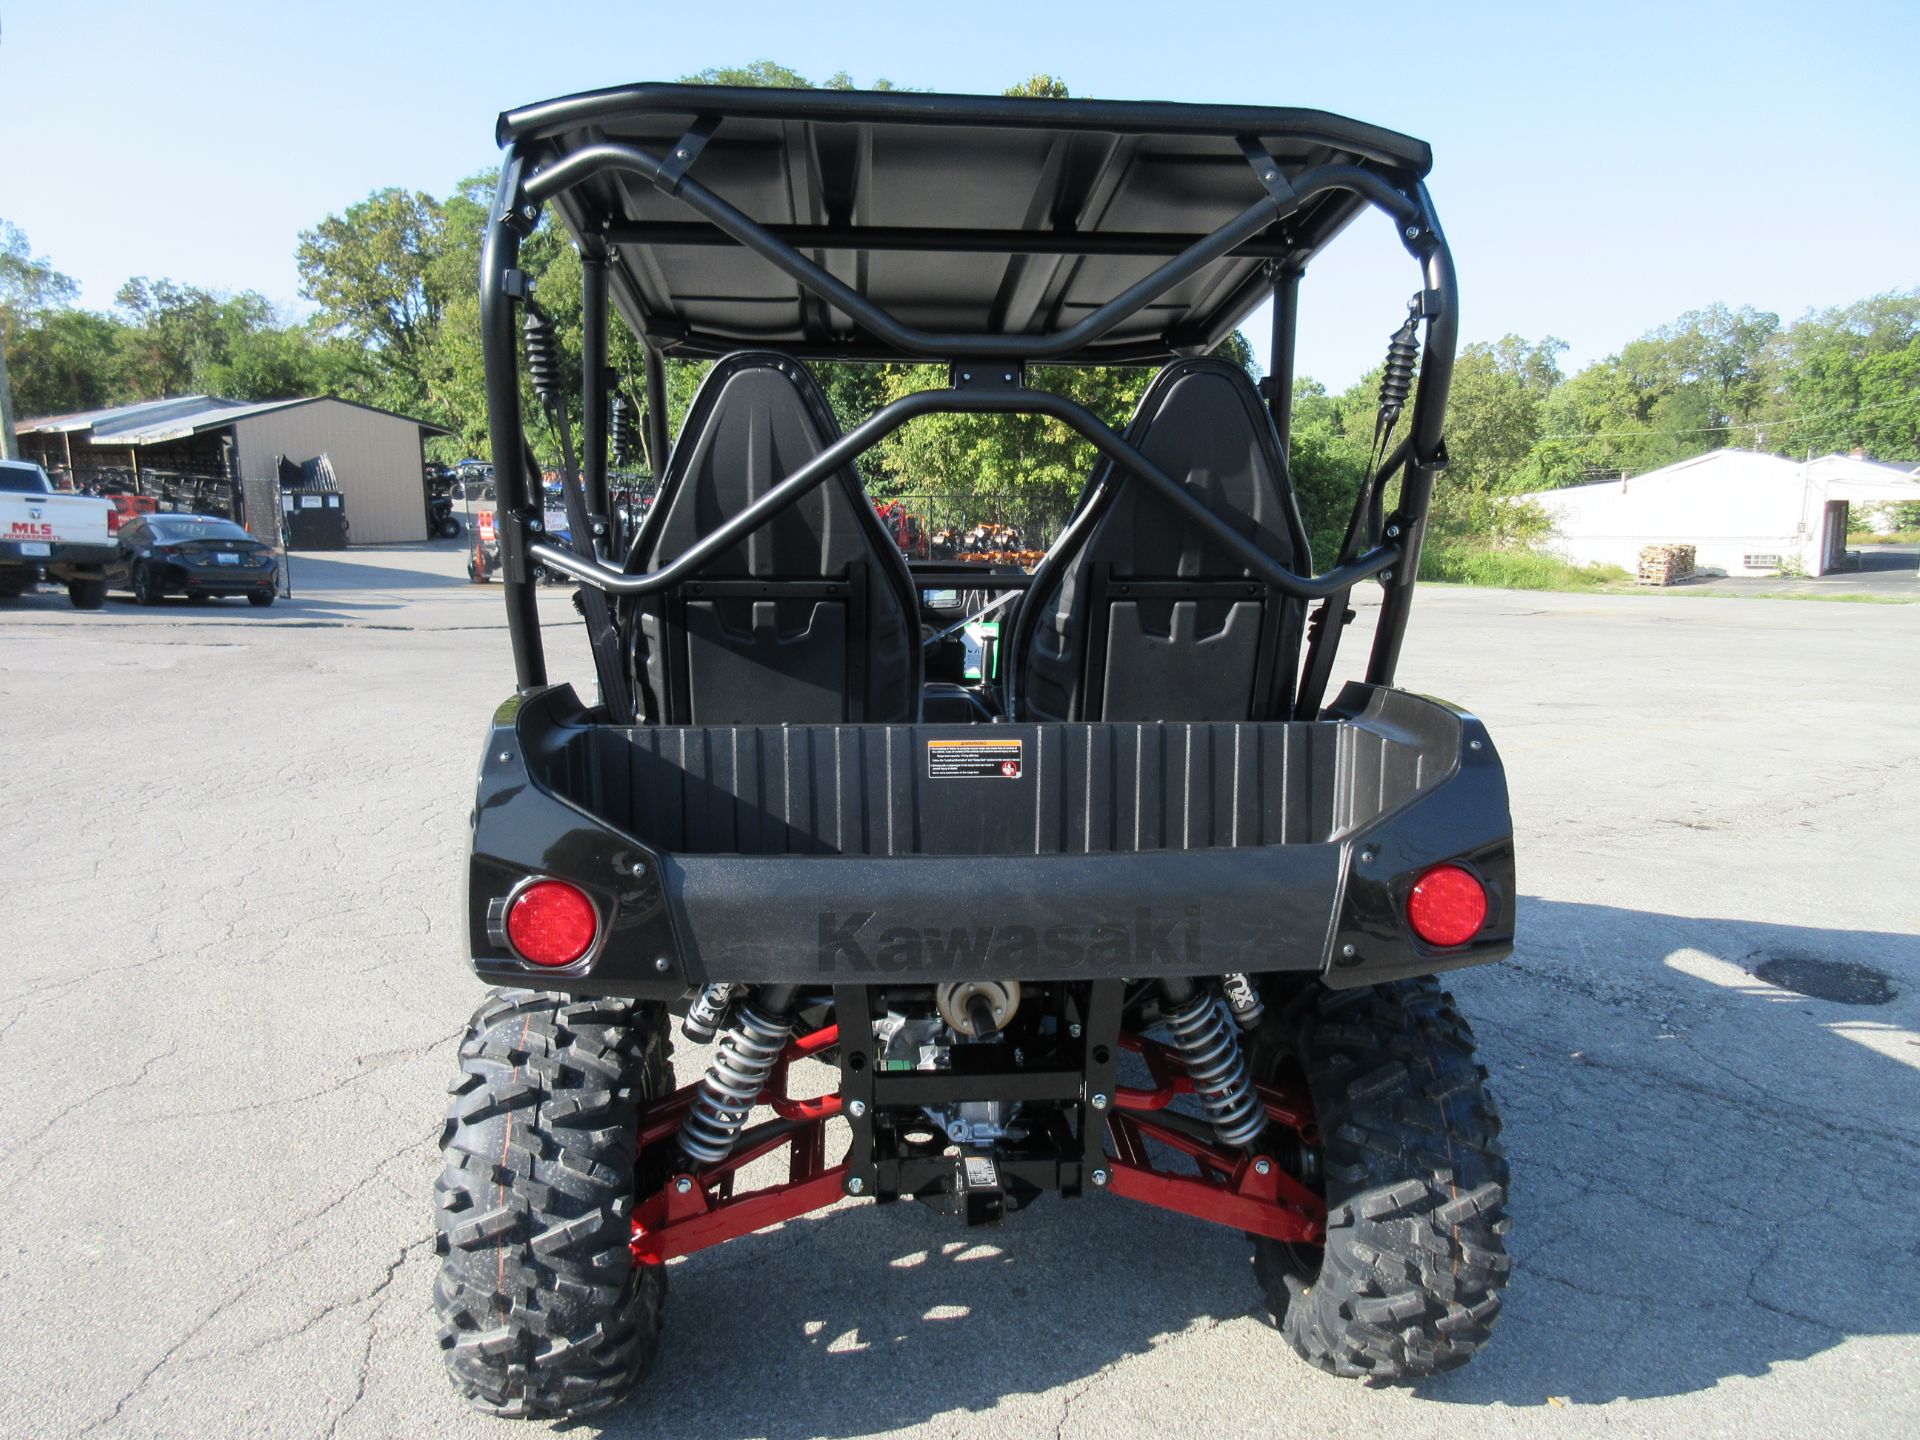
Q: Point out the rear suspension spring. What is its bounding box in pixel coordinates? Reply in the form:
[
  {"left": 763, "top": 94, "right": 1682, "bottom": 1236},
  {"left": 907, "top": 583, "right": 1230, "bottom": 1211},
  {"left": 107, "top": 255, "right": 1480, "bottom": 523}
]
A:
[
  {"left": 522, "top": 303, "right": 564, "bottom": 411},
  {"left": 677, "top": 1002, "right": 793, "bottom": 1167},
  {"left": 1164, "top": 988, "right": 1266, "bottom": 1149}
]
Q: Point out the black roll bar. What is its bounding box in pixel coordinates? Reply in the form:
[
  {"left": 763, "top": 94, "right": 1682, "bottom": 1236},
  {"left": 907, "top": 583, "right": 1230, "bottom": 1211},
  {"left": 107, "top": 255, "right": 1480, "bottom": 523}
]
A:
[
  {"left": 579, "top": 247, "right": 611, "bottom": 551},
  {"left": 484, "top": 131, "right": 1457, "bottom": 703},
  {"left": 480, "top": 157, "right": 547, "bottom": 686},
  {"left": 1364, "top": 187, "right": 1456, "bottom": 688},
  {"left": 521, "top": 385, "right": 1404, "bottom": 602}
]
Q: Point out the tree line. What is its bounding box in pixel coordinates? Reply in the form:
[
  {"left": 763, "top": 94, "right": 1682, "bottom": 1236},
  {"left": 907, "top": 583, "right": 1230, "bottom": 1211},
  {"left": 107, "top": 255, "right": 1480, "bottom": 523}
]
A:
[{"left": 3, "top": 62, "right": 1915, "bottom": 562}]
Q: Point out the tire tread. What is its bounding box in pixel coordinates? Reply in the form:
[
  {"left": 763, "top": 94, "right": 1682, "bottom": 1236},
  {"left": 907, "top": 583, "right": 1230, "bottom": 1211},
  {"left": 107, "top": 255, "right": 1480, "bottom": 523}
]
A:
[
  {"left": 1253, "top": 977, "right": 1510, "bottom": 1382},
  {"left": 432, "top": 988, "right": 670, "bottom": 1419}
]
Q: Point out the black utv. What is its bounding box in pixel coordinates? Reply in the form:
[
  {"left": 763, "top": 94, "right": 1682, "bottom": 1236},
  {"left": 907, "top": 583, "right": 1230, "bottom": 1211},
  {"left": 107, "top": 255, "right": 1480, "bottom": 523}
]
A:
[{"left": 435, "top": 82, "right": 1513, "bottom": 1419}]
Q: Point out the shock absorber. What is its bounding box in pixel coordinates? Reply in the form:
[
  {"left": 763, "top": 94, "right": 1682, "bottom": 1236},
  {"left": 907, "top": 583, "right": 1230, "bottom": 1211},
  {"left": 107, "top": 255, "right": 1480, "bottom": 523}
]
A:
[
  {"left": 1161, "top": 981, "right": 1266, "bottom": 1149},
  {"left": 608, "top": 391, "right": 637, "bottom": 467},
  {"left": 677, "top": 992, "right": 794, "bottom": 1167},
  {"left": 522, "top": 302, "right": 564, "bottom": 412},
  {"left": 1220, "top": 972, "right": 1265, "bottom": 1031},
  {"left": 1376, "top": 311, "right": 1420, "bottom": 441},
  {"left": 680, "top": 982, "right": 739, "bottom": 1044}
]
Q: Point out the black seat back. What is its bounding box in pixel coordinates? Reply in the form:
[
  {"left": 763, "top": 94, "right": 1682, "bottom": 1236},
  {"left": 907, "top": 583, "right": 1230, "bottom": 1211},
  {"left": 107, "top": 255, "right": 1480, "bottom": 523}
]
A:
[
  {"left": 626, "top": 354, "right": 920, "bottom": 725},
  {"left": 1016, "top": 358, "right": 1308, "bottom": 722}
]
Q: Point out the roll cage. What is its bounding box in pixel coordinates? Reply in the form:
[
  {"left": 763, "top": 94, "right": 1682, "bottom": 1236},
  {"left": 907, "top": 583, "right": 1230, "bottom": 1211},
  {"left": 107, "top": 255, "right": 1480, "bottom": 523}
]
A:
[{"left": 479, "top": 83, "right": 1457, "bottom": 718}]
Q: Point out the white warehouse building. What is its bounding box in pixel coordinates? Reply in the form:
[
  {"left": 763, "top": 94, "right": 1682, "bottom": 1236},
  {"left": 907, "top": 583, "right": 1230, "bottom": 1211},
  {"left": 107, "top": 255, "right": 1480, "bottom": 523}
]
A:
[{"left": 1520, "top": 450, "right": 1920, "bottom": 578}]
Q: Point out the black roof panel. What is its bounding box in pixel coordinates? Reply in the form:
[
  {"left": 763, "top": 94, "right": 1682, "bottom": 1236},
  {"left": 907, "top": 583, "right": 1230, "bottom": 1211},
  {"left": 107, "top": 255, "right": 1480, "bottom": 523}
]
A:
[{"left": 499, "top": 84, "right": 1433, "bottom": 362}]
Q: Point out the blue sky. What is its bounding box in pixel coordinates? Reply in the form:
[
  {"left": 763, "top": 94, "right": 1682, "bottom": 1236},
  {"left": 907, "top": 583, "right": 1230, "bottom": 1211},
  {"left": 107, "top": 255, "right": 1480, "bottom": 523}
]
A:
[{"left": 5, "top": 0, "right": 1916, "bottom": 387}]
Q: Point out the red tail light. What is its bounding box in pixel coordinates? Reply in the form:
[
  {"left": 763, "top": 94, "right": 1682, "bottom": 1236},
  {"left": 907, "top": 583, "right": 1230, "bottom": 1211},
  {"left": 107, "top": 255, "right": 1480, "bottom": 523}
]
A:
[
  {"left": 505, "top": 880, "right": 598, "bottom": 966},
  {"left": 1406, "top": 864, "right": 1488, "bottom": 948},
  {"left": 106, "top": 508, "right": 122, "bottom": 534}
]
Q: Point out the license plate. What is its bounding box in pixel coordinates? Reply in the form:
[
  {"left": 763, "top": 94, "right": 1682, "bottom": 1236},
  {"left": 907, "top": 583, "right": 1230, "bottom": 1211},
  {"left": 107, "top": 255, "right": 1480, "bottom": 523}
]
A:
[
  {"left": 19, "top": 542, "right": 50, "bottom": 557},
  {"left": 216, "top": 552, "right": 239, "bottom": 565}
]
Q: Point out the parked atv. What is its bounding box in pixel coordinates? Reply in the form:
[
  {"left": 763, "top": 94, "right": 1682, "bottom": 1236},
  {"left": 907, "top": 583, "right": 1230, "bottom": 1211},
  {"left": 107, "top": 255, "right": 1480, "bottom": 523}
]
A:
[
  {"left": 428, "top": 492, "right": 464, "bottom": 540},
  {"left": 436, "top": 82, "right": 1512, "bottom": 1420}
]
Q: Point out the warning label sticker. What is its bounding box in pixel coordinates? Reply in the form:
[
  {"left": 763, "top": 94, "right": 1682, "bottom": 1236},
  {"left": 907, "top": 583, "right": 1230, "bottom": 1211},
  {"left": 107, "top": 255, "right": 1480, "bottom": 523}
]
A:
[{"left": 927, "top": 737, "right": 1024, "bottom": 779}]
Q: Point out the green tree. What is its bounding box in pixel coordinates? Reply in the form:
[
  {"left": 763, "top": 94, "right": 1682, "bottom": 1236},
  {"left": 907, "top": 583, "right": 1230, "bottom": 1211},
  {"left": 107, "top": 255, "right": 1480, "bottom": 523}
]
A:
[
  {"left": 1006, "top": 74, "right": 1070, "bottom": 98},
  {"left": 1773, "top": 291, "right": 1920, "bottom": 457},
  {"left": 5, "top": 308, "right": 121, "bottom": 416},
  {"left": 1, "top": 222, "right": 107, "bottom": 418},
  {"left": 296, "top": 188, "right": 451, "bottom": 412},
  {"left": 681, "top": 61, "right": 897, "bottom": 90},
  {"left": 1287, "top": 376, "right": 1369, "bottom": 561},
  {"left": 1443, "top": 335, "right": 1564, "bottom": 489},
  {"left": 0, "top": 222, "right": 80, "bottom": 333}
]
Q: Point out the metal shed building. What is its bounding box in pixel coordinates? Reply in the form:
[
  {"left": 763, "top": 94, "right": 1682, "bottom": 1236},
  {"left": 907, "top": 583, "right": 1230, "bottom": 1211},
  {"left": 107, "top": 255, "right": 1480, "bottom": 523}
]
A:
[
  {"left": 1519, "top": 450, "right": 1920, "bottom": 578},
  {"left": 17, "top": 395, "right": 449, "bottom": 545}
]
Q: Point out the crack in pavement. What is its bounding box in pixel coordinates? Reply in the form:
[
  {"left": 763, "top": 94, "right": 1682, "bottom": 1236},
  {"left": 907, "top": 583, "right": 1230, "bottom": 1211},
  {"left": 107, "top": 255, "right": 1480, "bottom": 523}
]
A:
[
  {"left": 146, "top": 1028, "right": 464, "bottom": 1123},
  {"left": 72, "top": 1129, "right": 436, "bottom": 1438},
  {"left": 316, "top": 1237, "right": 433, "bottom": 1440},
  {"left": 0, "top": 1044, "right": 181, "bottom": 1172}
]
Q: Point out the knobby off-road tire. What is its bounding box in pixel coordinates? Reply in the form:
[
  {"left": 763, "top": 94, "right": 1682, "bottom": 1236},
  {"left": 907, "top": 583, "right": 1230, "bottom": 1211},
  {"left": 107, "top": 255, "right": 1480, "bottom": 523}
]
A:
[
  {"left": 434, "top": 990, "right": 671, "bottom": 1419},
  {"left": 1251, "top": 977, "right": 1510, "bottom": 1381}
]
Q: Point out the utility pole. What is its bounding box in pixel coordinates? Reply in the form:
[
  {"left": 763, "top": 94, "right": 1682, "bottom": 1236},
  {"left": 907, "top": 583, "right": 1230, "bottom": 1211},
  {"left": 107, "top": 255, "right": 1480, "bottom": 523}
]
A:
[{"left": 0, "top": 329, "right": 19, "bottom": 460}]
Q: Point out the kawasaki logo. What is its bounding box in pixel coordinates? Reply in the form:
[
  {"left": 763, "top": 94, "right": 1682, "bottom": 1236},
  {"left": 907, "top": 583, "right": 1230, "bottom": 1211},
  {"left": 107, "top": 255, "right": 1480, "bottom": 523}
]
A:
[{"left": 816, "top": 906, "right": 1199, "bottom": 972}]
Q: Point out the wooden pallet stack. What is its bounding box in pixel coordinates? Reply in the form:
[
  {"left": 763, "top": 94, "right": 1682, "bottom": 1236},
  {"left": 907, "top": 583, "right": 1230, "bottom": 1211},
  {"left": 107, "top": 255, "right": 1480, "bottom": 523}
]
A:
[{"left": 1637, "top": 543, "right": 1696, "bottom": 586}]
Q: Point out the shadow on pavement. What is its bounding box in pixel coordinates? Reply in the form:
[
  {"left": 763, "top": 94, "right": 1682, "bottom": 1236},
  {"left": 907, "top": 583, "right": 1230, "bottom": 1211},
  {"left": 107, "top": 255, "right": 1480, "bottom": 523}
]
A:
[
  {"left": 285, "top": 550, "right": 470, "bottom": 591},
  {"left": 586, "top": 1196, "right": 1259, "bottom": 1439},
  {"left": 558, "top": 902, "right": 1917, "bottom": 1434},
  {"left": 1414, "top": 899, "right": 1920, "bottom": 1408}
]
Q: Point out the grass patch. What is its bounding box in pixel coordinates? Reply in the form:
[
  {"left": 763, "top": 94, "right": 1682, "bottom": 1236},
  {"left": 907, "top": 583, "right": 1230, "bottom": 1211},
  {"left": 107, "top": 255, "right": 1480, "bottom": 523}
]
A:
[
  {"left": 1849, "top": 529, "right": 1920, "bottom": 545},
  {"left": 1419, "top": 543, "right": 1631, "bottom": 591},
  {"left": 1667, "top": 589, "right": 1918, "bottom": 605}
]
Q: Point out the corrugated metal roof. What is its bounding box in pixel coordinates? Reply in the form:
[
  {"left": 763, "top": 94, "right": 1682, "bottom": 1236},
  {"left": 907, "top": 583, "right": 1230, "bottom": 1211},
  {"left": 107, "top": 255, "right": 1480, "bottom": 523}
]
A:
[
  {"left": 20, "top": 395, "right": 450, "bottom": 445},
  {"left": 16, "top": 395, "right": 233, "bottom": 436},
  {"left": 86, "top": 396, "right": 310, "bottom": 444}
]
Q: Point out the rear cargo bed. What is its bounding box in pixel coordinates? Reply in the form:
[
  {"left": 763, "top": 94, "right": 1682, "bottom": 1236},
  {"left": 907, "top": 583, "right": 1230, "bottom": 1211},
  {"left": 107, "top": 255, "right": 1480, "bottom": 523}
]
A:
[{"left": 468, "top": 683, "right": 1514, "bottom": 992}]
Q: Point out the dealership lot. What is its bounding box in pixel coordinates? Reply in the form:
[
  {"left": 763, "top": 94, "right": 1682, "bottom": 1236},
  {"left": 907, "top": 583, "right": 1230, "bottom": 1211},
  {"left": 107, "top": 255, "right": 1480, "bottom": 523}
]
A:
[{"left": 2, "top": 552, "right": 1916, "bottom": 1440}]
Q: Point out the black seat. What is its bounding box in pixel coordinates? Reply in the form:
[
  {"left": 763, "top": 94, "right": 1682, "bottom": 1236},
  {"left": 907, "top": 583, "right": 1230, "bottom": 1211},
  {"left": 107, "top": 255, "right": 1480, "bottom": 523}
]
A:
[
  {"left": 625, "top": 354, "right": 921, "bottom": 725},
  {"left": 1014, "top": 358, "right": 1309, "bottom": 722}
]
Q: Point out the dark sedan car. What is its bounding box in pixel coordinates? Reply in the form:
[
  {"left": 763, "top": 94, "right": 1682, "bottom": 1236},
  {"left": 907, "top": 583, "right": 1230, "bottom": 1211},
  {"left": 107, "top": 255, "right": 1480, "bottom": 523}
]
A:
[{"left": 112, "top": 514, "right": 279, "bottom": 607}]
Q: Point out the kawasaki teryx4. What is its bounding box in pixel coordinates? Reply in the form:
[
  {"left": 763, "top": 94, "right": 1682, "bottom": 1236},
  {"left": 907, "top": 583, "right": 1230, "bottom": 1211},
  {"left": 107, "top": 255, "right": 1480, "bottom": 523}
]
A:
[{"left": 436, "top": 82, "right": 1513, "bottom": 1418}]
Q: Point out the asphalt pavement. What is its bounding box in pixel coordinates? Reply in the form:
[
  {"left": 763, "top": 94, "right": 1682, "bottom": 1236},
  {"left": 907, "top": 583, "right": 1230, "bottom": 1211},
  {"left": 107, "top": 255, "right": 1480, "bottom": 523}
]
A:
[{"left": 2, "top": 546, "right": 1916, "bottom": 1439}]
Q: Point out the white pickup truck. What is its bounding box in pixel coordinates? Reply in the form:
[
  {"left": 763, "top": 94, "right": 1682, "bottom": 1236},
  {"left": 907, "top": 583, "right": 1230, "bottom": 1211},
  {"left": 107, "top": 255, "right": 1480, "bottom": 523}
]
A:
[{"left": 0, "top": 459, "right": 119, "bottom": 609}]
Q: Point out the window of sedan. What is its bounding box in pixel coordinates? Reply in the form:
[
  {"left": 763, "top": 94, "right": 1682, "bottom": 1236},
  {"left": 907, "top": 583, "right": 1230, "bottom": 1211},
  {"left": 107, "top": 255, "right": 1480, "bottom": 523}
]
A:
[{"left": 147, "top": 518, "right": 253, "bottom": 544}]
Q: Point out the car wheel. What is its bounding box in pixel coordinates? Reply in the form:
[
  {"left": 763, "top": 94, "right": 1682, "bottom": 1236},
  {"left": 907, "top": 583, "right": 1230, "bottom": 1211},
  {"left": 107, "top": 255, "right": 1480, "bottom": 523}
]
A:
[
  {"left": 67, "top": 577, "right": 108, "bottom": 610},
  {"left": 247, "top": 590, "right": 276, "bottom": 608},
  {"left": 134, "top": 563, "right": 165, "bottom": 606}
]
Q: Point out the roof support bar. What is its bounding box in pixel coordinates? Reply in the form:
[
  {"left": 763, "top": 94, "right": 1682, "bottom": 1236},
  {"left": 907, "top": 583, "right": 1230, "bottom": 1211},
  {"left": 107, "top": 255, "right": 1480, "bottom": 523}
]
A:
[
  {"left": 600, "top": 222, "right": 1308, "bottom": 258},
  {"left": 520, "top": 384, "right": 1402, "bottom": 603},
  {"left": 1366, "top": 181, "right": 1458, "bottom": 689},
  {"left": 523, "top": 142, "right": 1420, "bottom": 361},
  {"left": 481, "top": 155, "right": 548, "bottom": 689}
]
